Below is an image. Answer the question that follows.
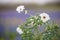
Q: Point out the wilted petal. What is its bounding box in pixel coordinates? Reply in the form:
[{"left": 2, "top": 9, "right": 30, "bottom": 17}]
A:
[{"left": 16, "top": 27, "right": 23, "bottom": 34}]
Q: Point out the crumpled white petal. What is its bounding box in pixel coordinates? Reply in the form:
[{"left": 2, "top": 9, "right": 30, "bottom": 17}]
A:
[
  {"left": 25, "top": 10, "right": 28, "bottom": 14},
  {"left": 16, "top": 27, "right": 23, "bottom": 34},
  {"left": 39, "top": 13, "right": 50, "bottom": 23},
  {"left": 16, "top": 5, "right": 25, "bottom": 13}
]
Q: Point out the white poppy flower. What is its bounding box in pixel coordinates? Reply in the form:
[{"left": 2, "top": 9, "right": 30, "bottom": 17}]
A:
[
  {"left": 39, "top": 13, "right": 50, "bottom": 23},
  {"left": 16, "top": 5, "right": 25, "bottom": 13},
  {"left": 16, "top": 27, "right": 23, "bottom": 34}
]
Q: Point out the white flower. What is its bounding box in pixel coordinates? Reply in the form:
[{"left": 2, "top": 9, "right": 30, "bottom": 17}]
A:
[
  {"left": 16, "top": 27, "right": 23, "bottom": 34},
  {"left": 16, "top": 5, "right": 25, "bottom": 13},
  {"left": 39, "top": 13, "right": 50, "bottom": 23}
]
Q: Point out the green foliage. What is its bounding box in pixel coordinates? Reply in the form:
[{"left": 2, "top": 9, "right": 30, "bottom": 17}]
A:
[
  {"left": 0, "top": 37, "right": 5, "bottom": 40},
  {"left": 19, "top": 16, "right": 60, "bottom": 40},
  {"left": 5, "top": 32, "right": 16, "bottom": 40},
  {"left": 9, "top": 33, "right": 16, "bottom": 40}
]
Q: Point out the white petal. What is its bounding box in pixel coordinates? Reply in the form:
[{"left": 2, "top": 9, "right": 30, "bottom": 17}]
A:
[
  {"left": 25, "top": 10, "right": 28, "bottom": 14},
  {"left": 16, "top": 27, "right": 23, "bottom": 34},
  {"left": 18, "top": 10, "right": 21, "bottom": 13}
]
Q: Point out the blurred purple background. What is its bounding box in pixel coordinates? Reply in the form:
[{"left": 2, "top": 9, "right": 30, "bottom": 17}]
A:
[{"left": 0, "top": 8, "right": 60, "bottom": 32}]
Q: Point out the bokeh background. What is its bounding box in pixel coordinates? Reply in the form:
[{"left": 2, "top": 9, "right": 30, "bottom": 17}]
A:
[{"left": 0, "top": 0, "right": 60, "bottom": 40}]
